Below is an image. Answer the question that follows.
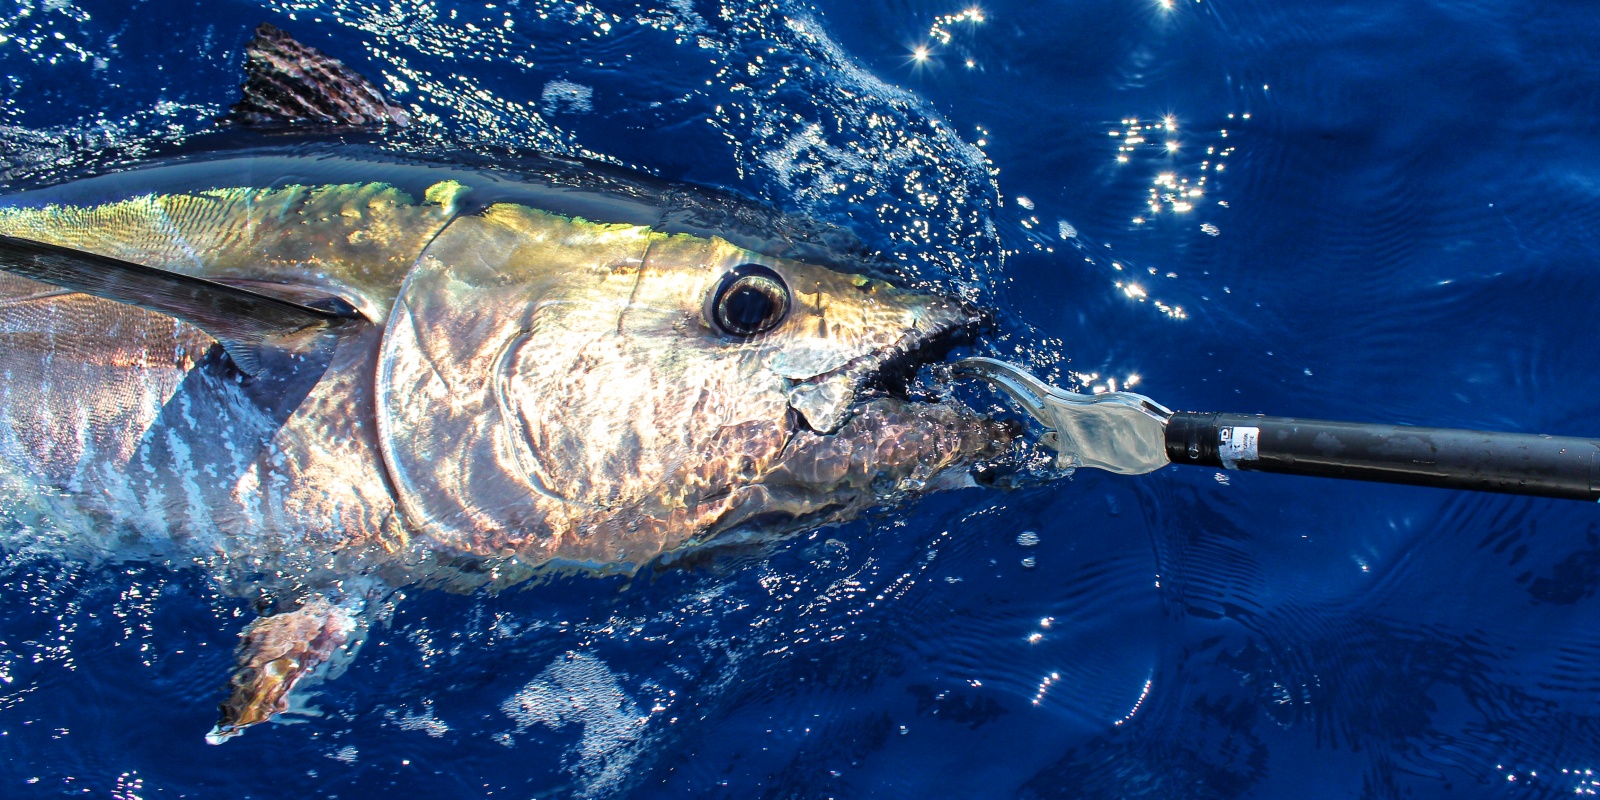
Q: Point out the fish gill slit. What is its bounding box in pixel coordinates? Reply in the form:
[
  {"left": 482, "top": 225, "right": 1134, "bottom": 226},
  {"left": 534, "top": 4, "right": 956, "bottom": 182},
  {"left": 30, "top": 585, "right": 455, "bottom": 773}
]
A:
[{"left": 386, "top": 205, "right": 469, "bottom": 390}]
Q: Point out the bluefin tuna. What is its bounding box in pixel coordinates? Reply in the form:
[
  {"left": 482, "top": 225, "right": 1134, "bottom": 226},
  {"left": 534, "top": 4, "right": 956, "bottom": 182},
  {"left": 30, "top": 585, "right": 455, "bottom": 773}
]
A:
[{"left": 0, "top": 25, "right": 1016, "bottom": 741}]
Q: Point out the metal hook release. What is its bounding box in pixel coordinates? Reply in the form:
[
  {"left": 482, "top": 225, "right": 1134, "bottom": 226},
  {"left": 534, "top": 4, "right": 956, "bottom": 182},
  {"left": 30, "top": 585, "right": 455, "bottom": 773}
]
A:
[{"left": 950, "top": 357, "right": 1172, "bottom": 475}]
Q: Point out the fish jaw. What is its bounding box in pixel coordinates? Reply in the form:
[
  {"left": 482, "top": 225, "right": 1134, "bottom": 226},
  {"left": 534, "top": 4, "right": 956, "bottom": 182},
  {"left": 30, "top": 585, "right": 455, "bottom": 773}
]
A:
[
  {"left": 709, "top": 304, "right": 1019, "bottom": 542},
  {"left": 705, "top": 398, "right": 1017, "bottom": 543},
  {"left": 779, "top": 293, "right": 984, "bottom": 433}
]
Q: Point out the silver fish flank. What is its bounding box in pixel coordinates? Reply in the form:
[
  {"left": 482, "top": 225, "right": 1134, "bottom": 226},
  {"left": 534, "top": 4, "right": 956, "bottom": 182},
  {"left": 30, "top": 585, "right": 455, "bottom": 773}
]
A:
[{"left": 0, "top": 149, "right": 1015, "bottom": 739}]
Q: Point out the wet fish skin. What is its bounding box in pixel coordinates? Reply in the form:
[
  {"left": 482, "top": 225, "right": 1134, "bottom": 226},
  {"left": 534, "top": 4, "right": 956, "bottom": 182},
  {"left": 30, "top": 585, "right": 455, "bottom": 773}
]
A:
[
  {"left": 0, "top": 152, "right": 1014, "bottom": 738},
  {"left": 379, "top": 201, "right": 1010, "bottom": 571},
  {"left": 0, "top": 177, "right": 462, "bottom": 321},
  {"left": 0, "top": 174, "right": 437, "bottom": 582}
]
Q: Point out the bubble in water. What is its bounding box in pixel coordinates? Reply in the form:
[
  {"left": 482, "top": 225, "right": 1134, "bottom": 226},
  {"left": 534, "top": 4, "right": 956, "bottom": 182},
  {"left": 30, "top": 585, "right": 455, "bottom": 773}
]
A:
[
  {"left": 540, "top": 80, "right": 594, "bottom": 114},
  {"left": 1016, "top": 531, "right": 1040, "bottom": 547}
]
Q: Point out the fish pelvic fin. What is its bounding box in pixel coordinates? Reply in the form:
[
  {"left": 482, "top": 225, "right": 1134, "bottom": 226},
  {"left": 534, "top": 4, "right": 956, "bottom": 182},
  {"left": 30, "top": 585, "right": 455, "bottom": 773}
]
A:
[
  {"left": 225, "top": 22, "right": 410, "bottom": 130},
  {"left": 0, "top": 234, "right": 363, "bottom": 377},
  {"left": 206, "top": 594, "right": 371, "bottom": 745}
]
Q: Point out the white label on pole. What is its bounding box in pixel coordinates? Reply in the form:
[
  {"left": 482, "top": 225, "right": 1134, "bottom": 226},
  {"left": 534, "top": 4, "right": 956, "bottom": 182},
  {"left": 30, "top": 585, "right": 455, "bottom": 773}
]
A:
[{"left": 1218, "top": 426, "right": 1260, "bottom": 469}]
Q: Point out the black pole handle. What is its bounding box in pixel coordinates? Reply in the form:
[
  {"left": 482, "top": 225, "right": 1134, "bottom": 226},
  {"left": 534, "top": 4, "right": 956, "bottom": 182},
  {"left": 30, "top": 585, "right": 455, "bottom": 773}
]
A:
[{"left": 1164, "top": 412, "right": 1600, "bottom": 501}]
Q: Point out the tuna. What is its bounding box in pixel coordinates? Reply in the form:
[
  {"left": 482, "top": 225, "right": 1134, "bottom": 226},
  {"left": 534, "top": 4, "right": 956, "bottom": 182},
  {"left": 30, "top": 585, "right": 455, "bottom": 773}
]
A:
[{"left": 0, "top": 25, "right": 1015, "bottom": 741}]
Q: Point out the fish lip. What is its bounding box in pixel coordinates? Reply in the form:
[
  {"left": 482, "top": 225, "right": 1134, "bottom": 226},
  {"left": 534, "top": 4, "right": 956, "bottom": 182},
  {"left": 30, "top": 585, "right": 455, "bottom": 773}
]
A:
[
  {"left": 868, "top": 304, "right": 988, "bottom": 400},
  {"left": 785, "top": 299, "right": 988, "bottom": 433}
]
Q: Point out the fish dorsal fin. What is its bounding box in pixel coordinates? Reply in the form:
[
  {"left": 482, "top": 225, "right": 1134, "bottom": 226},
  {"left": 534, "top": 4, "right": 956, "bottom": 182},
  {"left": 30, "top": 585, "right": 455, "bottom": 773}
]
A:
[
  {"left": 225, "top": 22, "right": 410, "bottom": 129},
  {"left": 0, "top": 234, "right": 361, "bottom": 376}
]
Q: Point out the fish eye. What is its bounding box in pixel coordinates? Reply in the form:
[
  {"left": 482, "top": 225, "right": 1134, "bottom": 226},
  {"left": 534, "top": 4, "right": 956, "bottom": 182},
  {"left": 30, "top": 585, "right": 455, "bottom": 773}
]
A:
[{"left": 710, "top": 264, "right": 790, "bottom": 337}]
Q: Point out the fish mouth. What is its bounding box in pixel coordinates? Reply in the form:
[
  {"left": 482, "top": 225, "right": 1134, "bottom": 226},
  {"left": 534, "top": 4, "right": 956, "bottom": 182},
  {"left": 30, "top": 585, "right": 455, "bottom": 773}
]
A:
[
  {"left": 704, "top": 300, "right": 1018, "bottom": 542},
  {"left": 784, "top": 300, "right": 990, "bottom": 434},
  {"left": 862, "top": 310, "right": 986, "bottom": 404}
]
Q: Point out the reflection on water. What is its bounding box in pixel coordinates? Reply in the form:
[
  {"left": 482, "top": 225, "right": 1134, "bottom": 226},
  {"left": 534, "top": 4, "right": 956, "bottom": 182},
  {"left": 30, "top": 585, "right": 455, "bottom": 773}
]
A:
[{"left": 4, "top": 0, "right": 1600, "bottom": 796}]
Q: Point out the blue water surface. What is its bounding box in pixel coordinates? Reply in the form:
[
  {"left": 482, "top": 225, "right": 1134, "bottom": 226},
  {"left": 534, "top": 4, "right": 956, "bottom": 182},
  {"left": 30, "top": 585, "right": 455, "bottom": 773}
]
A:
[{"left": 4, "top": 0, "right": 1600, "bottom": 797}]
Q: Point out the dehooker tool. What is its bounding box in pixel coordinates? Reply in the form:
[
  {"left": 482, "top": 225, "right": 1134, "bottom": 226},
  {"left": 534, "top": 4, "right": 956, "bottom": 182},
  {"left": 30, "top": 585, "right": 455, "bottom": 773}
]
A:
[{"left": 953, "top": 357, "right": 1600, "bottom": 502}]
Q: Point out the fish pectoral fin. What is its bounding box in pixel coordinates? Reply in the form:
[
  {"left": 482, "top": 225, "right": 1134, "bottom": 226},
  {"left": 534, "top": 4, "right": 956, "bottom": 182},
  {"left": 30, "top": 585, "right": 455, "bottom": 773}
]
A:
[
  {"left": 224, "top": 23, "right": 410, "bottom": 129},
  {"left": 206, "top": 594, "right": 370, "bottom": 745},
  {"left": 0, "top": 234, "right": 362, "bottom": 377}
]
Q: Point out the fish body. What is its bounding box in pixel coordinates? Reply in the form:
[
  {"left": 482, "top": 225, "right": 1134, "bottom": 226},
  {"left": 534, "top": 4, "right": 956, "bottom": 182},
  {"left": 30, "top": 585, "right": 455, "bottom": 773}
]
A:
[
  {"left": 0, "top": 150, "right": 1005, "bottom": 573},
  {"left": 0, "top": 24, "right": 1013, "bottom": 741},
  {"left": 0, "top": 148, "right": 1012, "bottom": 738}
]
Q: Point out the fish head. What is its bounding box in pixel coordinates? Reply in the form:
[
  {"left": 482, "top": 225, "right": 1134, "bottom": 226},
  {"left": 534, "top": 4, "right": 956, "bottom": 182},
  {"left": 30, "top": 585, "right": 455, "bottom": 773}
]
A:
[
  {"left": 377, "top": 204, "right": 1015, "bottom": 571},
  {"left": 638, "top": 236, "right": 1019, "bottom": 548}
]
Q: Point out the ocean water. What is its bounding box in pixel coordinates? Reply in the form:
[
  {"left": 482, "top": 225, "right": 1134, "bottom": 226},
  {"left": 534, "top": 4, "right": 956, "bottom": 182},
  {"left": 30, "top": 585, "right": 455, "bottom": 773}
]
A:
[{"left": 4, "top": 0, "right": 1600, "bottom": 797}]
